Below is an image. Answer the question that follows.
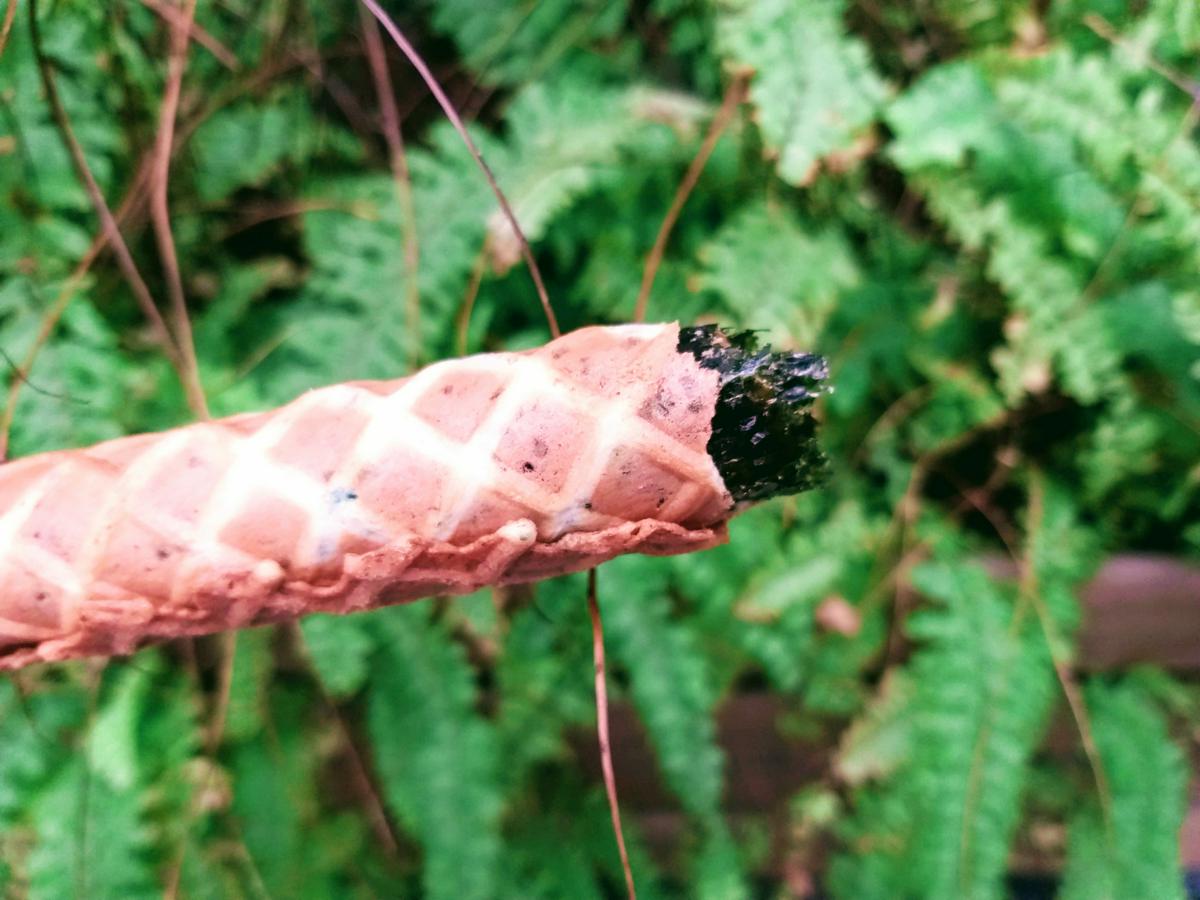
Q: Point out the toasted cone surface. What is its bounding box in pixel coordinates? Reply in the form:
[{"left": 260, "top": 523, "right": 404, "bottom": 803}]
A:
[{"left": 0, "top": 323, "right": 735, "bottom": 669}]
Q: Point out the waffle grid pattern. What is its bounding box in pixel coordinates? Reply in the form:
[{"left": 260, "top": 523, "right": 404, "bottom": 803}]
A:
[{"left": 0, "top": 324, "right": 730, "bottom": 664}]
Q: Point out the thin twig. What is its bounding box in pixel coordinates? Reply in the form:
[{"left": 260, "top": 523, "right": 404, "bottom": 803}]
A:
[
  {"left": 634, "top": 73, "right": 748, "bottom": 323},
  {"left": 163, "top": 638, "right": 271, "bottom": 900},
  {"left": 0, "top": 0, "right": 17, "bottom": 60},
  {"left": 455, "top": 242, "right": 490, "bottom": 356},
  {"left": 294, "top": 624, "right": 401, "bottom": 857},
  {"left": 219, "top": 198, "right": 347, "bottom": 240},
  {"left": 138, "top": 0, "right": 239, "bottom": 71},
  {"left": 850, "top": 383, "right": 934, "bottom": 465},
  {"left": 359, "top": 4, "right": 422, "bottom": 370},
  {"left": 588, "top": 569, "right": 637, "bottom": 900},
  {"left": 1084, "top": 14, "right": 1200, "bottom": 98},
  {"left": 28, "top": 0, "right": 182, "bottom": 368},
  {"left": 77, "top": 661, "right": 107, "bottom": 900},
  {"left": 1019, "top": 470, "right": 1115, "bottom": 852},
  {"left": 6, "top": 670, "right": 55, "bottom": 745},
  {"left": 358, "top": 0, "right": 560, "bottom": 338},
  {"left": 0, "top": 237, "right": 102, "bottom": 461},
  {"left": 150, "top": 0, "right": 209, "bottom": 419},
  {"left": 1080, "top": 98, "right": 1200, "bottom": 303},
  {"left": 0, "top": 346, "right": 82, "bottom": 403},
  {"left": 301, "top": 53, "right": 378, "bottom": 139},
  {"left": 206, "top": 631, "right": 237, "bottom": 754},
  {"left": 0, "top": 139, "right": 166, "bottom": 460}
]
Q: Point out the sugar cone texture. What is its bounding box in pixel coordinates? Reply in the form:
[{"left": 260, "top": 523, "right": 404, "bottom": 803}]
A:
[{"left": 0, "top": 323, "right": 739, "bottom": 669}]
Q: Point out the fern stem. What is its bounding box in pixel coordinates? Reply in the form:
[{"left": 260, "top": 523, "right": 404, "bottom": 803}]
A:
[
  {"left": 1083, "top": 14, "right": 1200, "bottom": 98},
  {"left": 77, "top": 662, "right": 107, "bottom": 900},
  {"left": 0, "top": 237, "right": 102, "bottom": 462},
  {"left": 27, "top": 0, "right": 190, "bottom": 396},
  {"left": 455, "top": 243, "right": 490, "bottom": 357},
  {"left": 359, "top": 0, "right": 560, "bottom": 339},
  {"left": 633, "top": 72, "right": 748, "bottom": 323},
  {"left": 1021, "top": 471, "right": 1116, "bottom": 855},
  {"left": 588, "top": 569, "right": 637, "bottom": 900},
  {"left": 359, "top": 4, "right": 422, "bottom": 371},
  {"left": 136, "top": 0, "right": 239, "bottom": 71},
  {"left": 0, "top": 0, "right": 17, "bottom": 61},
  {"left": 149, "top": 0, "right": 209, "bottom": 421},
  {"left": 304, "top": 642, "right": 402, "bottom": 858}
]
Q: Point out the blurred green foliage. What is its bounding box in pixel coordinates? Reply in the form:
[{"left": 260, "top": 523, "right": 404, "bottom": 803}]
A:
[{"left": 2, "top": 0, "right": 1199, "bottom": 897}]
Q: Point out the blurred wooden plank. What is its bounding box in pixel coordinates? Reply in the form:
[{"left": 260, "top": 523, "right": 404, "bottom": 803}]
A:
[
  {"left": 1077, "top": 555, "right": 1200, "bottom": 670},
  {"left": 983, "top": 553, "right": 1200, "bottom": 669},
  {"left": 570, "top": 553, "right": 1200, "bottom": 879},
  {"left": 580, "top": 696, "right": 1200, "bottom": 881}
]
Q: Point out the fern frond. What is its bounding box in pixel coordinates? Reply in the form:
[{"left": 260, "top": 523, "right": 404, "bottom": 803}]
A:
[
  {"left": 432, "top": 0, "right": 629, "bottom": 87},
  {"left": 366, "top": 605, "right": 503, "bottom": 900},
  {"left": 827, "top": 785, "right": 915, "bottom": 898},
  {"left": 695, "top": 200, "right": 859, "bottom": 346},
  {"left": 28, "top": 757, "right": 158, "bottom": 900},
  {"left": 903, "top": 560, "right": 1058, "bottom": 899},
  {"left": 716, "top": 0, "right": 887, "bottom": 184},
  {"left": 486, "top": 77, "right": 649, "bottom": 272},
  {"left": 0, "top": 679, "right": 84, "bottom": 893},
  {"left": 301, "top": 614, "right": 375, "bottom": 700},
  {"left": 600, "top": 556, "right": 724, "bottom": 822},
  {"left": 229, "top": 680, "right": 386, "bottom": 897},
  {"left": 599, "top": 556, "right": 750, "bottom": 894},
  {"left": 190, "top": 90, "right": 323, "bottom": 203},
  {"left": 2, "top": 286, "right": 132, "bottom": 455},
  {"left": 495, "top": 578, "right": 595, "bottom": 790},
  {"left": 223, "top": 629, "right": 274, "bottom": 741},
  {"left": 1060, "top": 677, "right": 1188, "bottom": 900}
]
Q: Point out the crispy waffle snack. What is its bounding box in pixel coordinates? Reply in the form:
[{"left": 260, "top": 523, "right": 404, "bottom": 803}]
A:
[{"left": 0, "top": 322, "right": 826, "bottom": 669}]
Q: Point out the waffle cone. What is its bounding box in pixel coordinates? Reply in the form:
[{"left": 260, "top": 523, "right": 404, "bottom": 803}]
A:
[{"left": 0, "top": 323, "right": 733, "bottom": 669}]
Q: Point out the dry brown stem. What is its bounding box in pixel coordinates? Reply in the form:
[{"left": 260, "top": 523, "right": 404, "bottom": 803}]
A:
[
  {"left": 634, "top": 73, "right": 748, "bottom": 323},
  {"left": 359, "top": 4, "right": 422, "bottom": 370},
  {"left": 588, "top": 569, "right": 637, "bottom": 900},
  {"left": 28, "top": 0, "right": 181, "bottom": 367},
  {"left": 138, "top": 0, "right": 239, "bottom": 70},
  {"left": 150, "top": 0, "right": 209, "bottom": 419},
  {"left": 0, "top": 0, "right": 17, "bottom": 60},
  {"left": 359, "top": 0, "right": 560, "bottom": 338}
]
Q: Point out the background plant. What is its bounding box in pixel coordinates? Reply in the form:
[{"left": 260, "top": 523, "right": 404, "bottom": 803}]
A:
[{"left": 0, "top": 1, "right": 1198, "bottom": 897}]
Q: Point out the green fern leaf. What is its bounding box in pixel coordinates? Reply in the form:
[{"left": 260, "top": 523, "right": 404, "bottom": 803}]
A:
[
  {"left": 495, "top": 579, "right": 595, "bottom": 790},
  {"left": 499, "top": 815, "right": 607, "bottom": 900},
  {"left": 716, "top": 0, "right": 887, "bottom": 184},
  {"left": 695, "top": 199, "right": 859, "bottom": 346},
  {"left": 903, "top": 560, "right": 1058, "bottom": 899},
  {"left": 433, "top": 0, "right": 630, "bottom": 87},
  {"left": 828, "top": 785, "right": 915, "bottom": 899},
  {"left": 229, "top": 682, "right": 383, "bottom": 898},
  {"left": 190, "top": 90, "right": 322, "bottom": 202},
  {"left": 485, "top": 77, "right": 649, "bottom": 272},
  {"left": 28, "top": 756, "right": 158, "bottom": 900},
  {"left": 229, "top": 730, "right": 312, "bottom": 897},
  {"left": 691, "top": 826, "right": 748, "bottom": 900},
  {"left": 834, "top": 671, "right": 914, "bottom": 786},
  {"left": 599, "top": 556, "right": 749, "bottom": 894},
  {"left": 574, "top": 786, "right": 670, "bottom": 900},
  {"left": 301, "top": 614, "right": 375, "bottom": 700},
  {"left": 0, "top": 680, "right": 84, "bottom": 893},
  {"left": 599, "top": 556, "right": 723, "bottom": 822},
  {"left": 223, "top": 629, "right": 275, "bottom": 741},
  {"left": 2, "top": 284, "right": 134, "bottom": 455},
  {"left": 1060, "top": 677, "right": 1188, "bottom": 900},
  {"left": 366, "top": 604, "right": 503, "bottom": 900}
]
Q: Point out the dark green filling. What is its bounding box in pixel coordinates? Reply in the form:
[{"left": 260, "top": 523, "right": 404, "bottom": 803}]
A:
[{"left": 678, "top": 325, "right": 829, "bottom": 503}]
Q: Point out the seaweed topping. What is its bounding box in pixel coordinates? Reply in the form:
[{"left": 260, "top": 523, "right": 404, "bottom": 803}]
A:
[{"left": 678, "top": 324, "right": 829, "bottom": 503}]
